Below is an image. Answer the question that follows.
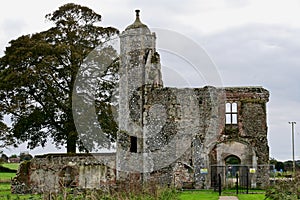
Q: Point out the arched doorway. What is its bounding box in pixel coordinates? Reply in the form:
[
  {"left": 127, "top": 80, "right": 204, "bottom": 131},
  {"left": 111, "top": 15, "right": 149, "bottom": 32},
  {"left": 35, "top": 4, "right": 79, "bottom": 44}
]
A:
[
  {"left": 209, "top": 141, "right": 255, "bottom": 188},
  {"left": 225, "top": 155, "right": 241, "bottom": 178}
]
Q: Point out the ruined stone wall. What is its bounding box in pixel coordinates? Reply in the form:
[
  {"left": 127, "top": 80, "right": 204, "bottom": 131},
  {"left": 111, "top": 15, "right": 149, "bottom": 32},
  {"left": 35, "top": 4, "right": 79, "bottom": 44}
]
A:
[
  {"left": 222, "top": 87, "right": 270, "bottom": 187},
  {"left": 12, "top": 153, "right": 116, "bottom": 194},
  {"left": 143, "top": 86, "right": 225, "bottom": 188},
  {"left": 116, "top": 11, "right": 270, "bottom": 189},
  {"left": 142, "top": 86, "right": 269, "bottom": 189}
]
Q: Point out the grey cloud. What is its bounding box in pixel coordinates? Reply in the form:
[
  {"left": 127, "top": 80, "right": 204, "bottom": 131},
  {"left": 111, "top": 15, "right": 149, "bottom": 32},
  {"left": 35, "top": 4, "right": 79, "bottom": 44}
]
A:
[
  {"left": 0, "top": 18, "right": 26, "bottom": 54},
  {"left": 1, "top": 18, "right": 26, "bottom": 37},
  {"left": 193, "top": 24, "right": 300, "bottom": 160},
  {"left": 224, "top": 0, "right": 250, "bottom": 8}
]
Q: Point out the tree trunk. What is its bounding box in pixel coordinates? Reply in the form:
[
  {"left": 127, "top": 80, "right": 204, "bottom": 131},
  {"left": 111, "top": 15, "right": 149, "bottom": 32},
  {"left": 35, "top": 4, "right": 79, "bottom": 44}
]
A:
[{"left": 67, "top": 131, "right": 77, "bottom": 153}]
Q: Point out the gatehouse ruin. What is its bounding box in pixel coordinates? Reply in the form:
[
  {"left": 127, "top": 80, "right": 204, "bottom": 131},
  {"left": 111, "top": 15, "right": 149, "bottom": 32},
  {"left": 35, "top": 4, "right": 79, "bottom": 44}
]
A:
[{"left": 12, "top": 10, "right": 270, "bottom": 193}]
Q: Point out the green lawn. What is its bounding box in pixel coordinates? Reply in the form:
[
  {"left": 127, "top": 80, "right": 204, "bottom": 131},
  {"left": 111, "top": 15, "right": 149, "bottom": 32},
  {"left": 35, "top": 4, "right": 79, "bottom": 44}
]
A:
[
  {"left": 0, "top": 183, "right": 42, "bottom": 200},
  {"left": 0, "top": 172, "right": 16, "bottom": 181},
  {"left": 179, "top": 190, "right": 267, "bottom": 200},
  {"left": 0, "top": 163, "right": 19, "bottom": 181},
  {"left": 179, "top": 190, "right": 219, "bottom": 200},
  {"left": 238, "top": 193, "right": 267, "bottom": 200},
  {"left": 2, "top": 163, "right": 20, "bottom": 171}
]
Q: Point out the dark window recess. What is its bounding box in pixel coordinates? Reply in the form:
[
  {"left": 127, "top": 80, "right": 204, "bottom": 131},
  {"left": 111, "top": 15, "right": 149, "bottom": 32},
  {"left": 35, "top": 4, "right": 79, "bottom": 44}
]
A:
[{"left": 130, "top": 136, "right": 137, "bottom": 153}]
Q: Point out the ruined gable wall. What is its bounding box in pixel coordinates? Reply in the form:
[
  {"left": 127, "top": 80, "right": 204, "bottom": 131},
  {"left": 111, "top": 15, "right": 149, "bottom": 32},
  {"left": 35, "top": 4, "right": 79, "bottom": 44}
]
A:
[
  {"left": 224, "top": 87, "right": 270, "bottom": 187},
  {"left": 224, "top": 87, "right": 269, "bottom": 164}
]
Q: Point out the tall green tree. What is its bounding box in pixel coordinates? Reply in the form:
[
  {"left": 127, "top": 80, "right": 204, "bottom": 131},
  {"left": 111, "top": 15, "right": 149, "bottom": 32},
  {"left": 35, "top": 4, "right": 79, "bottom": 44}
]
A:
[{"left": 0, "top": 3, "right": 119, "bottom": 153}]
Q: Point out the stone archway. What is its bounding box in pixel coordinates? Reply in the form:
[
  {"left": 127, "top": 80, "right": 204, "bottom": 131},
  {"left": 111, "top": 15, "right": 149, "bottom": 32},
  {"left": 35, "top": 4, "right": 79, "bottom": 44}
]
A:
[
  {"left": 215, "top": 141, "right": 254, "bottom": 166},
  {"left": 58, "top": 166, "right": 79, "bottom": 188},
  {"left": 209, "top": 141, "right": 257, "bottom": 188},
  {"left": 225, "top": 155, "right": 241, "bottom": 180},
  {"left": 225, "top": 155, "right": 241, "bottom": 165}
]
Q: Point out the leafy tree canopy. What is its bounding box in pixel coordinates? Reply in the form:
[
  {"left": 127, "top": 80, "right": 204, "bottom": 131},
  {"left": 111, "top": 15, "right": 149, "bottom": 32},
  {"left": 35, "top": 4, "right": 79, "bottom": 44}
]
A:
[{"left": 0, "top": 3, "right": 119, "bottom": 153}]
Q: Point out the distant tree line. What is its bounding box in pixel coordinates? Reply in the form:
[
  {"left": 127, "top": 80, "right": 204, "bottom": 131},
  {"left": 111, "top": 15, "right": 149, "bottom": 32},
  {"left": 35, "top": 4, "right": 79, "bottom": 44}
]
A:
[
  {"left": 270, "top": 158, "right": 300, "bottom": 172},
  {"left": 0, "top": 152, "right": 32, "bottom": 163}
]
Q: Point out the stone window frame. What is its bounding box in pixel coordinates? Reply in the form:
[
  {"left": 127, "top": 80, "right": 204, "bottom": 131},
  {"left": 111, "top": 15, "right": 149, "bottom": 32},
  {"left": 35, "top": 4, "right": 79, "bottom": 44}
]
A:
[{"left": 225, "top": 102, "right": 238, "bottom": 124}]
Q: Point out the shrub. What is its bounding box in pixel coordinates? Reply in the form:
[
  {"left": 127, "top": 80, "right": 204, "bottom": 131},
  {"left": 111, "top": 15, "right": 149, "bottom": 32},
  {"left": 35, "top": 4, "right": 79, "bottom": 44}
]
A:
[
  {"left": 38, "top": 184, "right": 178, "bottom": 200},
  {"left": 265, "top": 173, "right": 300, "bottom": 200}
]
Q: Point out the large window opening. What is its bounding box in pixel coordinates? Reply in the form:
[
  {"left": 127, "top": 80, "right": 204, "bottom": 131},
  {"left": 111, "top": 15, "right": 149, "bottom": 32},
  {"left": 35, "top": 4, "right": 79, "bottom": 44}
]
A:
[{"left": 225, "top": 102, "right": 238, "bottom": 124}]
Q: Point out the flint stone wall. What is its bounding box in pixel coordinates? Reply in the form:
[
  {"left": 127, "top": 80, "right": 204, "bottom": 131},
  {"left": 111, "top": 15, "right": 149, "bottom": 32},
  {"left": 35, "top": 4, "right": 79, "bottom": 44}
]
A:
[
  {"left": 12, "top": 153, "right": 116, "bottom": 194},
  {"left": 12, "top": 86, "right": 270, "bottom": 193},
  {"left": 140, "top": 86, "right": 269, "bottom": 188}
]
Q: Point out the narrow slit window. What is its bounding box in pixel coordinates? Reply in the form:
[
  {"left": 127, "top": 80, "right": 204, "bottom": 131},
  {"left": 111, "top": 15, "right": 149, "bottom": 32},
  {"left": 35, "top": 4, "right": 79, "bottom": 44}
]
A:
[{"left": 130, "top": 136, "right": 137, "bottom": 153}]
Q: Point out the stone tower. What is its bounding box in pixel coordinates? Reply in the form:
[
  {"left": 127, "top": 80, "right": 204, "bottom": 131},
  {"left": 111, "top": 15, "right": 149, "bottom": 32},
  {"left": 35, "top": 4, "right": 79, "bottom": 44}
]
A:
[{"left": 117, "top": 10, "right": 163, "bottom": 180}]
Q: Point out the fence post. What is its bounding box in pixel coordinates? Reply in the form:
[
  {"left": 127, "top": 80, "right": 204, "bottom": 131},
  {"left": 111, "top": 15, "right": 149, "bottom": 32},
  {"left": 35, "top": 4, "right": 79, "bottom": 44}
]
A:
[
  {"left": 236, "top": 173, "right": 239, "bottom": 195},
  {"left": 218, "top": 173, "right": 222, "bottom": 196},
  {"left": 246, "top": 172, "right": 249, "bottom": 194}
]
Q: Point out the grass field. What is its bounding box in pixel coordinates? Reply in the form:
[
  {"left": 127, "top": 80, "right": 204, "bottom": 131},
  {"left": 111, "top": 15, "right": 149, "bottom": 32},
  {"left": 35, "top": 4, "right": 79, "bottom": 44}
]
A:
[
  {"left": 0, "top": 182, "right": 41, "bottom": 200},
  {"left": 179, "top": 190, "right": 267, "bottom": 200},
  {"left": 2, "top": 163, "right": 20, "bottom": 171},
  {"left": 179, "top": 190, "right": 219, "bottom": 200},
  {"left": 0, "top": 163, "right": 19, "bottom": 182},
  {"left": 238, "top": 193, "right": 267, "bottom": 200},
  {"left": 0, "top": 172, "right": 16, "bottom": 181}
]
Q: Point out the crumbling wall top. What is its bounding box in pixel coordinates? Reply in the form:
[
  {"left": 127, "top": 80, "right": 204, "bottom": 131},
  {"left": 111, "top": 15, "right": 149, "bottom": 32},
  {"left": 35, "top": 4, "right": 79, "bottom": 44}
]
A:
[{"left": 224, "top": 86, "right": 269, "bottom": 102}]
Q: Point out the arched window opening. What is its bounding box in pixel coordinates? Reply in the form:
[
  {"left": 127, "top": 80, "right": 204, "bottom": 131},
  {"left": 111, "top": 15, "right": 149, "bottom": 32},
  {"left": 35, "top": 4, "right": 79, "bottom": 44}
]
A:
[{"left": 225, "top": 155, "right": 241, "bottom": 165}]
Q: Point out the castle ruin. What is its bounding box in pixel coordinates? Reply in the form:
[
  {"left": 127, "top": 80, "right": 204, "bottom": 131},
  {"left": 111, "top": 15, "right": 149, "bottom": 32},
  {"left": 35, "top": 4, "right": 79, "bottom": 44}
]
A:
[{"left": 12, "top": 10, "right": 270, "bottom": 193}]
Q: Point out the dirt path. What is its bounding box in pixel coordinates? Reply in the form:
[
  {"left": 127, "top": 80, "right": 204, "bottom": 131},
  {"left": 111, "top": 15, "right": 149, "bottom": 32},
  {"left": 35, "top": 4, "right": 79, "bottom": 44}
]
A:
[{"left": 219, "top": 196, "right": 239, "bottom": 200}]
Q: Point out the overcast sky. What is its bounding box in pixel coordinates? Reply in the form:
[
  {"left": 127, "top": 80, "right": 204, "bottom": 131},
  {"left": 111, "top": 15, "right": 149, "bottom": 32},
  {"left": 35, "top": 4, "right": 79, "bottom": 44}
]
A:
[{"left": 1, "top": 0, "right": 300, "bottom": 161}]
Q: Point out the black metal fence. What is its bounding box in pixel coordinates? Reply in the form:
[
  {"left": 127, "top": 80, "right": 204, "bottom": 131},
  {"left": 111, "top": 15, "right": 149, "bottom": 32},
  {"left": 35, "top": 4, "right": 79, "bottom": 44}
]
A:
[{"left": 212, "top": 165, "right": 274, "bottom": 195}]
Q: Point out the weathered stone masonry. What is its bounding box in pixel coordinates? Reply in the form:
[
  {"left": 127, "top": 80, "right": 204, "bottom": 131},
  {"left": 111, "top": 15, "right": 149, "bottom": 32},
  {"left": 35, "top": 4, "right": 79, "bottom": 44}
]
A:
[
  {"left": 12, "top": 153, "right": 116, "bottom": 193},
  {"left": 116, "top": 10, "right": 270, "bottom": 189},
  {"left": 12, "top": 10, "right": 270, "bottom": 193}
]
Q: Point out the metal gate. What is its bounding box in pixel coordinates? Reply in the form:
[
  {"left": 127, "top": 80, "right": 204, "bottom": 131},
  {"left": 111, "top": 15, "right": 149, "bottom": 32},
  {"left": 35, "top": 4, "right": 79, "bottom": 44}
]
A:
[
  {"left": 211, "top": 165, "right": 274, "bottom": 194},
  {"left": 236, "top": 167, "right": 250, "bottom": 194},
  {"left": 211, "top": 165, "right": 251, "bottom": 194},
  {"left": 210, "top": 165, "right": 275, "bottom": 194}
]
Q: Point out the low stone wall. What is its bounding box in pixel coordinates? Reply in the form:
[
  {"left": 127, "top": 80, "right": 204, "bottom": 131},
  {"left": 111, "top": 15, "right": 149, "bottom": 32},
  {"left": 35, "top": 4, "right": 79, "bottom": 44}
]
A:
[{"left": 12, "top": 153, "right": 116, "bottom": 194}]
